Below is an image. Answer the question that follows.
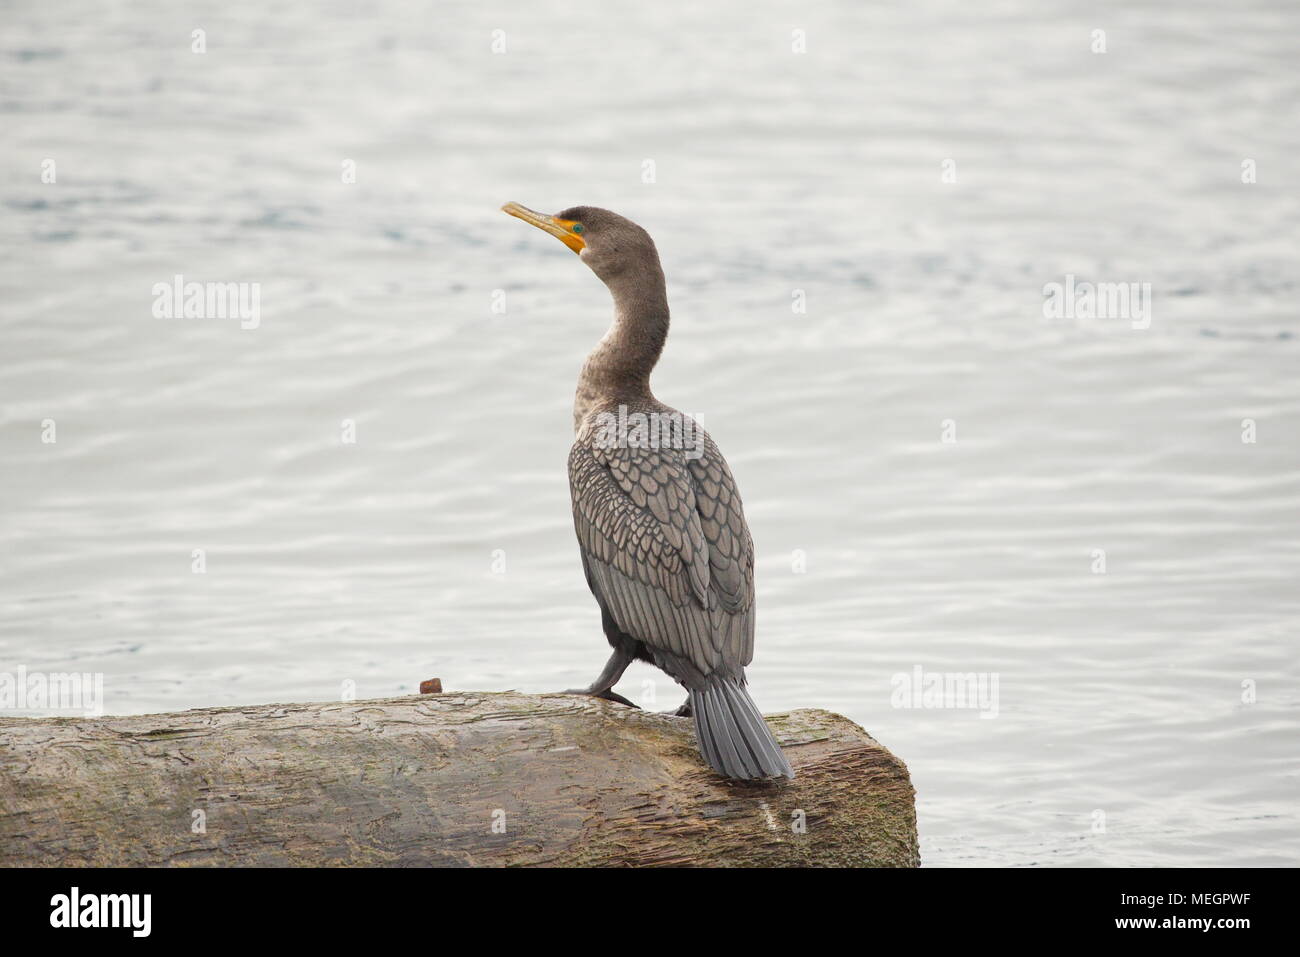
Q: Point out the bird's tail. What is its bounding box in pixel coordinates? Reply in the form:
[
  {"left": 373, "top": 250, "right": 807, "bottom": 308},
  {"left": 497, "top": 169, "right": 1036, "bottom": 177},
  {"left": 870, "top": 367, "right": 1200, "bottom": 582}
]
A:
[{"left": 689, "top": 677, "right": 794, "bottom": 780}]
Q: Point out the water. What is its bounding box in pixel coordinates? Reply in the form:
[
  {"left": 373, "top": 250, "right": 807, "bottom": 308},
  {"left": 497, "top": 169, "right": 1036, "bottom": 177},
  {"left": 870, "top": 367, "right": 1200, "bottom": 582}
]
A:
[{"left": 2, "top": 0, "right": 1298, "bottom": 866}]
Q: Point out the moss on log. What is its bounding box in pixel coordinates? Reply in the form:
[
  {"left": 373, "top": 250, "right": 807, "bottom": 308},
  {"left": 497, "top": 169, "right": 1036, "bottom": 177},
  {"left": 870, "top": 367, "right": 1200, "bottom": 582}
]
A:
[{"left": 0, "top": 692, "right": 919, "bottom": 867}]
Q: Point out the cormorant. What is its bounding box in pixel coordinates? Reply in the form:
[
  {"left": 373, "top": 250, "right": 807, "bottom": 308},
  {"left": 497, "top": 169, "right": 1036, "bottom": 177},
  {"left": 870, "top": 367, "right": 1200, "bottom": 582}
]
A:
[{"left": 502, "top": 202, "right": 793, "bottom": 780}]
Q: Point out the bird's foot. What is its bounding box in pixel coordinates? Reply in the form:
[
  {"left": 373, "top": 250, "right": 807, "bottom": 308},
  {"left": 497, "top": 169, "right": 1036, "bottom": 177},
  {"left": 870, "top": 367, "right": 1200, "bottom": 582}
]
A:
[
  {"left": 659, "top": 699, "right": 692, "bottom": 717},
  {"left": 561, "top": 688, "right": 640, "bottom": 708}
]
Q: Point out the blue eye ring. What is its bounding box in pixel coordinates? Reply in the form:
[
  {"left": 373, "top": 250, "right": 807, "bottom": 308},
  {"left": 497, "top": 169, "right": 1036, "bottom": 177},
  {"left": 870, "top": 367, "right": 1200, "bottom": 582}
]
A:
[{"left": 572, "top": 224, "right": 584, "bottom": 234}]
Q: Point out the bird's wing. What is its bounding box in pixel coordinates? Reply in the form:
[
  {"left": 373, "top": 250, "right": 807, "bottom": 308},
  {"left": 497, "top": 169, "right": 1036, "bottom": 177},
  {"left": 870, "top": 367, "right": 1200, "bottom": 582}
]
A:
[
  {"left": 686, "top": 433, "right": 755, "bottom": 629},
  {"left": 569, "top": 430, "right": 755, "bottom": 686}
]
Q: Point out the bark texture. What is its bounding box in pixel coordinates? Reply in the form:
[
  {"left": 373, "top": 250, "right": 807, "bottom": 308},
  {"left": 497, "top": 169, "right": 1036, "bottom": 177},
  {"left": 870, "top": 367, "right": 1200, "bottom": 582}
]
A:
[{"left": 0, "top": 692, "right": 919, "bottom": 867}]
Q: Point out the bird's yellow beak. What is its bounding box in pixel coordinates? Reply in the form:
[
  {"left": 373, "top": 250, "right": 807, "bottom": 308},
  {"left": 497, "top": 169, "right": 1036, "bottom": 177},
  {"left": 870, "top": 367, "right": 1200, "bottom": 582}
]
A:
[{"left": 501, "top": 202, "right": 585, "bottom": 254}]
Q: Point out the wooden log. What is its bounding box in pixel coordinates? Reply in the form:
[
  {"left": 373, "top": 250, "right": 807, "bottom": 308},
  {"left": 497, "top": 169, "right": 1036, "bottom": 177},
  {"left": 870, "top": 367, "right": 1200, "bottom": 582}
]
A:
[{"left": 0, "top": 692, "right": 919, "bottom": 867}]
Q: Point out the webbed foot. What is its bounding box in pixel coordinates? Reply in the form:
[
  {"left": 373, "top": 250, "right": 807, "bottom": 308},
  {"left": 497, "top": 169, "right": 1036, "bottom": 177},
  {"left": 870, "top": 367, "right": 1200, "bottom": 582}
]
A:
[{"left": 562, "top": 687, "right": 640, "bottom": 708}]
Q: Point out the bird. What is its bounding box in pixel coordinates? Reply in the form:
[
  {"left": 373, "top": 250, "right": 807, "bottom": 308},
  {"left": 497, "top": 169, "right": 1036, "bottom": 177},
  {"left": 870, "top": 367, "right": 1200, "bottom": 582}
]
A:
[{"left": 501, "top": 201, "right": 794, "bottom": 780}]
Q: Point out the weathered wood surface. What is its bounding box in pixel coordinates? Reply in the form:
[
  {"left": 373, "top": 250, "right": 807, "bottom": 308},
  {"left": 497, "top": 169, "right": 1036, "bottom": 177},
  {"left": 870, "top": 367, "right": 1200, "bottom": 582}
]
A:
[{"left": 0, "top": 692, "right": 919, "bottom": 867}]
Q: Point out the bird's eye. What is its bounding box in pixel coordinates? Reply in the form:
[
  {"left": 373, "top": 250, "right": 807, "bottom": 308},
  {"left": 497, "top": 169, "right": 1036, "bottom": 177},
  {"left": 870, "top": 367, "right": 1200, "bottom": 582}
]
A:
[{"left": 572, "top": 224, "right": 584, "bottom": 234}]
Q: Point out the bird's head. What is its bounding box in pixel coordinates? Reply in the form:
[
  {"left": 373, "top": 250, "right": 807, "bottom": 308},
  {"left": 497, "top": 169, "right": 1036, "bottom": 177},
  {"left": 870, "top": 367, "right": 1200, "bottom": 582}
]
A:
[{"left": 501, "top": 202, "right": 660, "bottom": 285}]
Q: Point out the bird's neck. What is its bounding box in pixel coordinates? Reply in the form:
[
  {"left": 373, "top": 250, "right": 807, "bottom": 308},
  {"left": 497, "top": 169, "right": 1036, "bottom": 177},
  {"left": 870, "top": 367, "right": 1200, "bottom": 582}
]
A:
[{"left": 574, "top": 265, "right": 669, "bottom": 431}]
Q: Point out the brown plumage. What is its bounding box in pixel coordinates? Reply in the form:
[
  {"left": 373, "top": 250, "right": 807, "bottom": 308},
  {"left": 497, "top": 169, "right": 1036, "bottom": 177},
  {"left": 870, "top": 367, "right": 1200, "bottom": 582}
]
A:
[{"left": 502, "top": 202, "right": 792, "bottom": 780}]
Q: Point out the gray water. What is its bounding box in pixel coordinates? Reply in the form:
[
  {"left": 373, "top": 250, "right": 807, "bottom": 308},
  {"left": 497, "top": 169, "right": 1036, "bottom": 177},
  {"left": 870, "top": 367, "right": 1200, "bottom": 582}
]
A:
[{"left": 2, "top": 0, "right": 1298, "bottom": 866}]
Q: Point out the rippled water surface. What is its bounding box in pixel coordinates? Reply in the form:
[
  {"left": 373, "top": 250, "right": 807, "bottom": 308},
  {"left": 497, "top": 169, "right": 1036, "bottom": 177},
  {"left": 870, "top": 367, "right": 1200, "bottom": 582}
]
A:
[{"left": 2, "top": 0, "right": 1299, "bottom": 866}]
